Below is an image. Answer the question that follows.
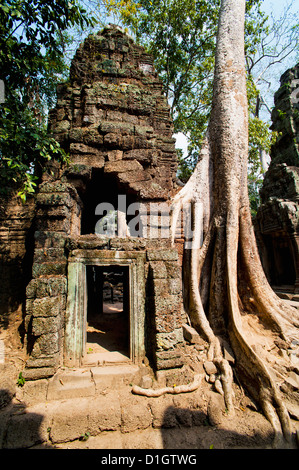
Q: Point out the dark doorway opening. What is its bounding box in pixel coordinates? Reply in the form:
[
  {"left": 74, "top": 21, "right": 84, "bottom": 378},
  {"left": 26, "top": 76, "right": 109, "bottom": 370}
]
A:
[
  {"left": 267, "top": 235, "right": 296, "bottom": 286},
  {"left": 80, "top": 168, "right": 143, "bottom": 237},
  {"left": 81, "top": 169, "right": 120, "bottom": 235},
  {"left": 84, "top": 265, "right": 130, "bottom": 364}
]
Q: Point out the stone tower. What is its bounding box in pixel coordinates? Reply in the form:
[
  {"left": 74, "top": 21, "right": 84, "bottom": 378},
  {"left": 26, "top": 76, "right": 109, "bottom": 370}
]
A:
[
  {"left": 21, "top": 26, "right": 186, "bottom": 380},
  {"left": 47, "top": 24, "right": 178, "bottom": 203},
  {"left": 255, "top": 63, "right": 299, "bottom": 295}
]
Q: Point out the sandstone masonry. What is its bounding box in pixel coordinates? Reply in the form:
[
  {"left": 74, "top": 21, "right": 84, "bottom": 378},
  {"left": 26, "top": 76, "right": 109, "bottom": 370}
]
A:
[
  {"left": 0, "top": 26, "right": 187, "bottom": 381},
  {"left": 255, "top": 63, "right": 299, "bottom": 294}
]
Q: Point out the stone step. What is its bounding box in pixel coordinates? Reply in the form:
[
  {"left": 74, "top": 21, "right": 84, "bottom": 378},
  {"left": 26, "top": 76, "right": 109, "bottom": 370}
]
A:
[
  {"left": 2, "top": 383, "right": 193, "bottom": 449},
  {"left": 282, "top": 299, "right": 299, "bottom": 309},
  {"left": 1, "top": 381, "right": 278, "bottom": 450},
  {"left": 47, "top": 365, "right": 140, "bottom": 400},
  {"left": 81, "top": 351, "right": 131, "bottom": 367},
  {"left": 16, "top": 365, "right": 142, "bottom": 405},
  {"left": 273, "top": 288, "right": 299, "bottom": 307},
  {"left": 47, "top": 369, "right": 96, "bottom": 401},
  {"left": 273, "top": 285, "right": 295, "bottom": 294},
  {"left": 91, "top": 365, "right": 141, "bottom": 391}
]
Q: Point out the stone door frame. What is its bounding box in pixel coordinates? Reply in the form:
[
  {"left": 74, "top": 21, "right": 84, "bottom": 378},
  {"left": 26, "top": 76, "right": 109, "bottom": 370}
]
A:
[{"left": 64, "top": 250, "right": 146, "bottom": 367}]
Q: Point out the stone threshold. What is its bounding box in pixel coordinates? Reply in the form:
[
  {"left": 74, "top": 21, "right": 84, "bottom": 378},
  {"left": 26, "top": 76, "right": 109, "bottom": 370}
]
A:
[
  {"left": 273, "top": 285, "right": 299, "bottom": 307},
  {"left": 15, "top": 364, "right": 143, "bottom": 407}
]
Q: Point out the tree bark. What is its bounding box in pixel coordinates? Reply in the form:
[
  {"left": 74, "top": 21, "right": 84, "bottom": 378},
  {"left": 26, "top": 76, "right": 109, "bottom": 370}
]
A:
[{"left": 170, "top": 0, "right": 299, "bottom": 447}]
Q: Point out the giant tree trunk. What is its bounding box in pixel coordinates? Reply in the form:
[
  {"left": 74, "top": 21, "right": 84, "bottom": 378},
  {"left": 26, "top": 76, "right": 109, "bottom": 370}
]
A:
[{"left": 170, "top": 0, "right": 299, "bottom": 447}]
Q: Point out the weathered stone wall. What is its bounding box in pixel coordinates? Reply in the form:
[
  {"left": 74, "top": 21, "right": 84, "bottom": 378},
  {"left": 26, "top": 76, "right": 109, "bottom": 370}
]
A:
[
  {"left": 0, "top": 193, "right": 35, "bottom": 341},
  {"left": 47, "top": 25, "right": 179, "bottom": 202},
  {"left": 20, "top": 26, "right": 185, "bottom": 380},
  {"left": 270, "top": 63, "right": 299, "bottom": 166},
  {"left": 255, "top": 63, "right": 299, "bottom": 292},
  {"left": 24, "top": 233, "right": 185, "bottom": 379},
  {"left": 145, "top": 246, "right": 186, "bottom": 370},
  {"left": 23, "top": 182, "right": 81, "bottom": 379},
  {"left": 64, "top": 236, "right": 186, "bottom": 372}
]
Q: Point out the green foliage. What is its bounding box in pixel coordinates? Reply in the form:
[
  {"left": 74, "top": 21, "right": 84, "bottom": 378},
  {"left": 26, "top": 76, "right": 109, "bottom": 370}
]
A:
[
  {"left": 118, "top": 0, "right": 220, "bottom": 144},
  {"left": 103, "top": 0, "right": 140, "bottom": 22},
  {"left": 248, "top": 174, "right": 263, "bottom": 218},
  {"left": 176, "top": 149, "right": 194, "bottom": 184},
  {"left": 17, "top": 372, "right": 25, "bottom": 387},
  {"left": 0, "top": 0, "right": 95, "bottom": 198},
  {"left": 111, "top": 0, "right": 277, "bottom": 215},
  {"left": 80, "top": 431, "right": 90, "bottom": 441},
  {"left": 115, "top": 1, "right": 268, "bottom": 145}
]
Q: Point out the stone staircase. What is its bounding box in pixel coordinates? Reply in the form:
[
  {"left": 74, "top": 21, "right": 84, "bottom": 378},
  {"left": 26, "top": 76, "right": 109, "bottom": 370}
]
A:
[
  {"left": 0, "top": 363, "right": 148, "bottom": 448},
  {"left": 273, "top": 286, "right": 299, "bottom": 306},
  {"left": 17, "top": 364, "right": 142, "bottom": 404}
]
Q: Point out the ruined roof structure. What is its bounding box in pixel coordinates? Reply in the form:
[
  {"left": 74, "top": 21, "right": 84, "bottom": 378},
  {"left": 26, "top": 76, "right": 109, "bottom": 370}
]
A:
[
  {"left": 270, "top": 63, "right": 299, "bottom": 167},
  {"left": 0, "top": 25, "right": 189, "bottom": 384},
  {"left": 47, "top": 24, "right": 179, "bottom": 205},
  {"left": 255, "top": 63, "right": 299, "bottom": 295}
]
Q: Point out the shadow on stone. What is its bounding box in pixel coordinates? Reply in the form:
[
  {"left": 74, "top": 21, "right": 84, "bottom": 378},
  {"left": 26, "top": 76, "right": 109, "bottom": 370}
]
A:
[
  {"left": 160, "top": 404, "right": 276, "bottom": 449},
  {"left": 0, "top": 388, "right": 54, "bottom": 449}
]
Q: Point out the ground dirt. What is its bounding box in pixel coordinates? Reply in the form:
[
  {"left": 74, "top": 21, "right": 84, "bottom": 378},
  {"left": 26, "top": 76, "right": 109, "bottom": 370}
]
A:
[
  {"left": 1, "top": 297, "right": 298, "bottom": 450},
  {"left": 1, "top": 333, "right": 298, "bottom": 451}
]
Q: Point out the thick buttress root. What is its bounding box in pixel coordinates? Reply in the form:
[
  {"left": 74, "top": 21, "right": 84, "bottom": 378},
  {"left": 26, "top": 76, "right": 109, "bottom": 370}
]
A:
[
  {"left": 166, "top": 138, "right": 299, "bottom": 445},
  {"left": 135, "top": 0, "right": 299, "bottom": 447}
]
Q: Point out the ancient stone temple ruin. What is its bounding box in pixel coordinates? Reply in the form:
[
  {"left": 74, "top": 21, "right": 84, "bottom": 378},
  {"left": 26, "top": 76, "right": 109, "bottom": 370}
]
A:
[
  {"left": 255, "top": 63, "right": 299, "bottom": 295},
  {"left": 0, "top": 26, "right": 187, "bottom": 381}
]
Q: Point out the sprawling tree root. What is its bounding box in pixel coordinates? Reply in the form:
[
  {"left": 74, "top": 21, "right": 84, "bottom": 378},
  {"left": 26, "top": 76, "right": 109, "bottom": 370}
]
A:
[
  {"left": 132, "top": 374, "right": 203, "bottom": 397},
  {"left": 168, "top": 0, "right": 299, "bottom": 447}
]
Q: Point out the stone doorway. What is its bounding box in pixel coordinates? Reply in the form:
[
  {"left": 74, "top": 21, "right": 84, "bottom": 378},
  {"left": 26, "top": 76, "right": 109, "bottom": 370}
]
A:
[
  {"left": 84, "top": 265, "right": 130, "bottom": 364},
  {"left": 265, "top": 234, "right": 296, "bottom": 287},
  {"left": 64, "top": 251, "right": 146, "bottom": 368}
]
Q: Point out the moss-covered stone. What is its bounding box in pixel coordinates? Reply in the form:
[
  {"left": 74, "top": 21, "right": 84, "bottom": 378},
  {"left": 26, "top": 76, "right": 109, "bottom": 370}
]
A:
[
  {"left": 26, "top": 278, "right": 67, "bottom": 299},
  {"left": 19, "top": 25, "right": 185, "bottom": 381}
]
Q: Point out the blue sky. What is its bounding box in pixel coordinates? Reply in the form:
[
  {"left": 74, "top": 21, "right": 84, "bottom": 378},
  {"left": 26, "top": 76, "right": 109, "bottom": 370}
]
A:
[
  {"left": 261, "top": 0, "right": 297, "bottom": 17},
  {"left": 175, "top": 0, "right": 299, "bottom": 154}
]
